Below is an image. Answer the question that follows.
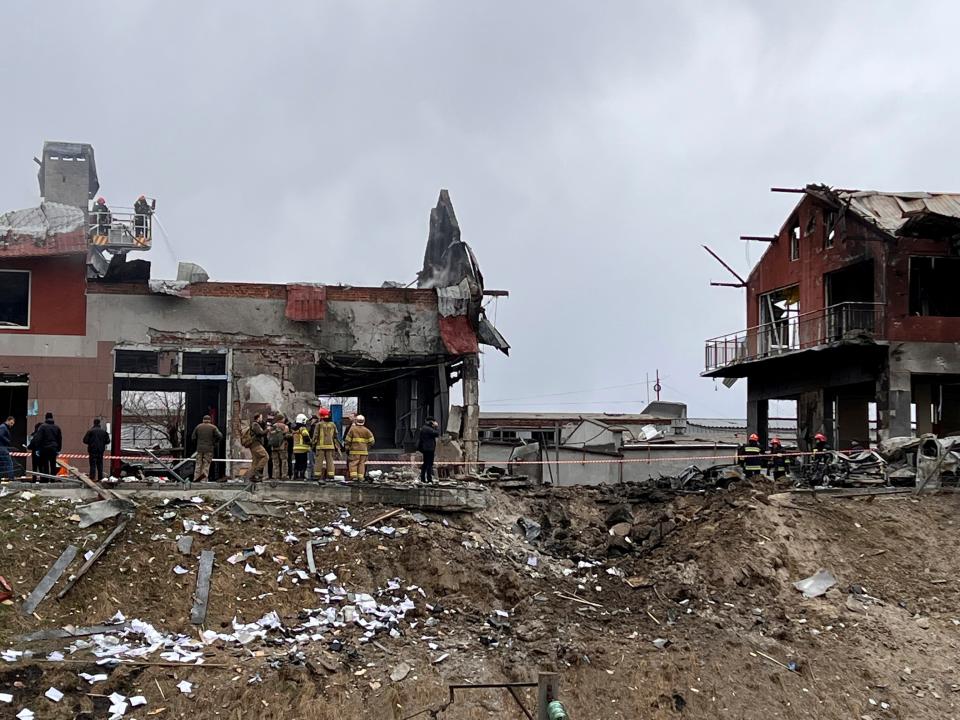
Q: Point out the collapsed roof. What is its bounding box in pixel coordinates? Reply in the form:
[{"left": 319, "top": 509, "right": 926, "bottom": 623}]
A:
[
  {"left": 0, "top": 202, "right": 87, "bottom": 256},
  {"left": 806, "top": 185, "right": 960, "bottom": 239}
]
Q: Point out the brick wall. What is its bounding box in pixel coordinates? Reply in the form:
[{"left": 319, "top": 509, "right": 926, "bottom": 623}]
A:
[
  {"left": 0, "top": 254, "right": 87, "bottom": 335},
  {"left": 0, "top": 341, "right": 114, "bottom": 455}
]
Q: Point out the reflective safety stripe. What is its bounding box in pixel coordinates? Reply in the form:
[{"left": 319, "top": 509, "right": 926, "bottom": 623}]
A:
[{"left": 742, "top": 445, "right": 762, "bottom": 471}]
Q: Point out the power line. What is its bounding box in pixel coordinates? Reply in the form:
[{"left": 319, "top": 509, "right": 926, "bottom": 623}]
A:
[{"left": 482, "top": 379, "right": 662, "bottom": 405}]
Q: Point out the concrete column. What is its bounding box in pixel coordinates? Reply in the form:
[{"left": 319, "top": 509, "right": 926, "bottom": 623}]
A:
[
  {"left": 462, "top": 354, "right": 480, "bottom": 471},
  {"left": 836, "top": 393, "right": 869, "bottom": 449},
  {"left": 797, "top": 389, "right": 825, "bottom": 451},
  {"left": 747, "top": 394, "right": 769, "bottom": 447},
  {"left": 940, "top": 384, "right": 960, "bottom": 435},
  {"left": 877, "top": 366, "right": 912, "bottom": 440},
  {"left": 914, "top": 380, "right": 933, "bottom": 436}
]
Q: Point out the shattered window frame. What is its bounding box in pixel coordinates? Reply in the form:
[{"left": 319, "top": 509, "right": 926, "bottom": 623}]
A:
[
  {"left": 908, "top": 255, "right": 960, "bottom": 317},
  {"left": 789, "top": 223, "right": 800, "bottom": 261},
  {"left": 0, "top": 269, "right": 31, "bottom": 329},
  {"left": 824, "top": 212, "right": 837, "bottom": 249}
]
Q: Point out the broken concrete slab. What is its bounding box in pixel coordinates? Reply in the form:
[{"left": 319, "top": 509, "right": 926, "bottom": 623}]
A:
[
  {"left": 21, "top": 545, "right": 78, "bottom": 615},
  {"left": 76, "top": 499, "right": 136, "bottom": 528},
  {"left": 13, "top": 480, "right": 489, "bottom": 512},
  {"left": 191, "top": 550, "right": 215, "bottom": 625},
  {"left": 233, "top": 500, "right": 283, "bottom": 517}
]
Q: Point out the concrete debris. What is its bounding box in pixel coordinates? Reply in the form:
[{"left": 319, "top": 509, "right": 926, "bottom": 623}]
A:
[
  {"left": 76, "top": 499, "right": 136, "bottom": 528},
  {"left": 389, "top": 662, "right": 411, "bottom": 682},
  {"left": 794, "top": 569, "right": 838, "bottom": 598}
]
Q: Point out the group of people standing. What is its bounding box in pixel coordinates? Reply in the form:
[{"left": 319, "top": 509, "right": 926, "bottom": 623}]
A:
[
  {"left": 0, "top": 413, "right": 109, "bottom": 482},
  {"left": 240, "top": 408, "right": 368, "bottom": 482},
  {"left": 739, "top": 432, "right": 830, "bottom": 480},
  {"left": 238, "top": 409, "right": 441, "bottom": 484}
]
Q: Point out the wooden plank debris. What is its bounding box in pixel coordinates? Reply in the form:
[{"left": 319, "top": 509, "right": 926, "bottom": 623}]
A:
[
  {"left": 362, "top": 507, "right": 403, "bottom": 528},
  {"left": 190, "top": 550, "right": 215, "bottom": 625},
  {"left": 21, "top": 545, "right": 78, "bottom": 615},
  {"left": 306, "top": 540, "right": 317, "bottom": 575},
  {"left": 56, "top": 459, "right": 118, "bottom": 502},
  {"left": 16, "top": 623, "right": 123, "bottom": 643},
  {"left": 56, "top": 520, "right": 129, "bottom": 600}
]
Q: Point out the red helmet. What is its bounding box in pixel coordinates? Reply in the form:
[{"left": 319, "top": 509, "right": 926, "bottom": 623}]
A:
[
  {"left": 749, "top": 433, "right": 759, "bottom": 442},
  {"left": 318, "top": 408, "right": 330, "bottom": 418},
  {"left": 814, "top": 433, "right": 827, "bottom": 442},
  {"left": 770, "top": 437, "right": 781, "bottom": 446},
  {"left": 97, "top": 197, "right": 106, "bottom": 204}
]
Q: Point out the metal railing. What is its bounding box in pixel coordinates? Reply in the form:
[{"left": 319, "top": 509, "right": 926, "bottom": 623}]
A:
[
  {"left": 704, "top": 302, "right": 883, "bottom": 373},
  {"left": 89, "top": 206, "right": 152, "bottom": 250}
]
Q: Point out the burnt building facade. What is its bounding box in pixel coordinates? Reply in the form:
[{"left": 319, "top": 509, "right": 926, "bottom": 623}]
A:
[
  {"left": 0, "top": 142, "right": 508, "bottom": 470},
  {"left": 704, "top": 185, "right": 960, "bottom": 449}
]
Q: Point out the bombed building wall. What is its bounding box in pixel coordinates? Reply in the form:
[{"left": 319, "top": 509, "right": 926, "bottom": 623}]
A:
[{"left": 85, "top": 286, "right": 446, "bottom": 359}]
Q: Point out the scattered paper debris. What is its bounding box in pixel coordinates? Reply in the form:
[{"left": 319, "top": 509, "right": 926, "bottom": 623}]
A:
[
  {"left": 177, "top": 680, "right": 193, "bottom": 694},
  {"left": 16, "top": 709, "right": 34, "bottom": 720},
  {"left": 79, "top": 672, "right": 109, "bottom": 684},
  {"left": 130, "top": 696, "right": 147, "bottom": 707},
  {"left": 44, "top": 688, "right": 63, "bottom": 702},
  {"left": 173, "top": 565, "right": 189, "bottom": 575},
  {"left": 0, "top": 693, "right": 12, "bottom": 703},
  {"left": 244, "top": 563, "right": 263, "bottom": 576}
]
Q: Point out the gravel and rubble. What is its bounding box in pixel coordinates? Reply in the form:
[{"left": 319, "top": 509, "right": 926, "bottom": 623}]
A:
[{"left": 1, "top": 478, "right": 960, "bottom": 718}]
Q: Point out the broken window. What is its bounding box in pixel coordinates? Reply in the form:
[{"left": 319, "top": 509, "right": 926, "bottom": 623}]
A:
[
  {"left": 805, "top": 212, "right": 817, "bottom": 237},
  {"left": 789, "top": 223, "right": 800, "bottom": 261},
  {"left": 909, "top": 256, "right": 960, "bottom": 317},
  {"left": 115, "top": 350, "right": 160, "bottom": 374},
  {"left": 182, "top": 352, "right": 226, "bottom": 376},
  {"left": 824, "top": 212, "right": 837, "bottom": 249},
  {"left": 0, "top": 270, "right": 30, "bottom": 328},
  {"left": 120, "top": 390, "right": 186, "bottom": 451},
  {"left": 759, "top": 286, "right": 800, "bottom": 355}
]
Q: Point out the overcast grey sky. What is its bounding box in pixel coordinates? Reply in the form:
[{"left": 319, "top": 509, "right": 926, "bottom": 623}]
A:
[{"left": 1, "top": 2, "right": 957, "bottom": 417}]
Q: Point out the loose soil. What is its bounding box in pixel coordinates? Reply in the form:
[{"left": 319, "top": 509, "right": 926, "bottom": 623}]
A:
[{"left": 1, "top": 480, "right": 959, "bottom": 718}]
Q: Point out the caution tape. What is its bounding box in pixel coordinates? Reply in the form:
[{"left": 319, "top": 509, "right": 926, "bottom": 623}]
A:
[{"left": 6, "top": 448, "right": 853, "bottom": 467}]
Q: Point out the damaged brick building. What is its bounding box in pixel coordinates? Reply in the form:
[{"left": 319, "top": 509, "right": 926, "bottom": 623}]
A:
[
  {"left": 705, "top": 185, "right": 960, "bottom": 449},
  {"left": 0, "top": 142, "right": 508, "bottom": 469}
]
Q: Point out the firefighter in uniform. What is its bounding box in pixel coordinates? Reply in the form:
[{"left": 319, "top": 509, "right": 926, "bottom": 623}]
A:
[
  {"left": 739, "top": 432, "right": 765, "bottom": 479},
  {"left": 344, "top": 414, "right": 374, "bottom": 481},
  {"left": 312, "top": 407, "right": 341, "bottom": 481},
  {"left": 134, "top": 195, "right": 153, "bottom": 238},
  {"left": 92, "top": 197, "right": 111, "bottom": 236},
  {"left": 768, "top": 436, "right": 788, "bottom": 480}
]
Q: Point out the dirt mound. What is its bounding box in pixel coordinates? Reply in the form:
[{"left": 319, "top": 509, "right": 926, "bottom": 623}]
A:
[{"left": 2, "top": 482, "right": 960, "bottom": 718}]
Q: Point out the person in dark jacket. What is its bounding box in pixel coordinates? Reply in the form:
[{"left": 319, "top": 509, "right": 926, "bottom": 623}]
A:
[
  {"left": 29, "top": 413, "right": 62, "bottom": 477},
  {"left": 0, "top": 415, "right": 15, "bottom": 481},
  {"left": 82, "top": 418, "right": 110, "bottom": 481},
  {"left": 191, "top": 414, "right": 223, "bottom": 482},
  {"left": 417, "top": 417, "right": 441, "bottom": 483},
  {"left": 133, "top": 195, "right": 152, "bottom": 238}
]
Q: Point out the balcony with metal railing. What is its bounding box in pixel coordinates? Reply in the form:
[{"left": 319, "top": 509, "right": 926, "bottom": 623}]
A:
[{"left": 704, "top": 302, "right": 884, "bottom": 374}]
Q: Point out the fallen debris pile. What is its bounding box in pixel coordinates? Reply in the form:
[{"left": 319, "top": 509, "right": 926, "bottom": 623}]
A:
[{"left": 2, "top": 480, "right": 959, "bottom": 718}]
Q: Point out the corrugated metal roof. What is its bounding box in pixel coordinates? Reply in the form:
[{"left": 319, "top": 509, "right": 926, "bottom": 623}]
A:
[
  {"left": 687, "top": 417, "right": 796, "bottom": 430},
  {"left": 839, "top": 190, "right": 960, "bottom": 235}
]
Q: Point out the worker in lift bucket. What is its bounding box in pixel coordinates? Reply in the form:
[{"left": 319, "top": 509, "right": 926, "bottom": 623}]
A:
[
  {"left": 134, "top": 195, "right": 153, "bottom": 238},
  {"left": 92, "top": 197, "right": 111, "bottom": 236}
]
